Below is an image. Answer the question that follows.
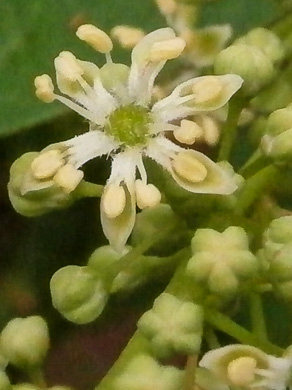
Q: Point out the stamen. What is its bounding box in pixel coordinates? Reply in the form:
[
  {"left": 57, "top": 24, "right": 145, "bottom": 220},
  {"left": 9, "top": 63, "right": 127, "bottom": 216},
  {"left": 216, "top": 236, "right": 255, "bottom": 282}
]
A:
[
  {"left": 149, "top": 37, "right": 186, "bottom": 62},
  {"left": 155, "top": 0, "right": 177, "bottom": 15},
  {"left": 192, "top": 77, "right": 223, "bottom": 104},
  {"left": 135, "top": 180, "right": 161, "bottom": 209},
  {"left": 173, "top": 119, "right": 203, "bottom": 145},
  {"left": 172, "top": 152, "right": 208, "bottom": 182},
  {"left": 102, "top": 184, "right": 126, "bottom": 218},
  {"left": 34, "top": 74, "right": 55, "bottom": 103},
  {"left": 31, "top": 150, "right": 65, "bottom": 180},
  {"left": 227, "top": 357, "right": 257, "bottom": 387},
  {"left": 53, "top": 164, "right": 84, "bottom": 193},
  {"left": 76, "top": 24, "right": 113, "bottom": 53},
  {"left": 54, "top": 51, "right": 84, "bottom": 81},
  {"left": 111, "top": 25, "right": 145, "bottom": 49}
]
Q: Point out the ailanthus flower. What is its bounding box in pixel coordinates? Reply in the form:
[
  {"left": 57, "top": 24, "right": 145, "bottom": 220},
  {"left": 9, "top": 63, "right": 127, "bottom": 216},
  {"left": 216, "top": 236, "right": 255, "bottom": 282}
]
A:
[{"left": 32, "top": 25, "right": 242, "bottom": 250}]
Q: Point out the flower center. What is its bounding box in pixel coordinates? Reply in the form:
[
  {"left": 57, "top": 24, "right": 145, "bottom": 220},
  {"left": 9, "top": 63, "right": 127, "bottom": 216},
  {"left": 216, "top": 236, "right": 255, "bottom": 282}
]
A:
[{"left": 104, "top": 104, "right": 152, "bottom": 146}]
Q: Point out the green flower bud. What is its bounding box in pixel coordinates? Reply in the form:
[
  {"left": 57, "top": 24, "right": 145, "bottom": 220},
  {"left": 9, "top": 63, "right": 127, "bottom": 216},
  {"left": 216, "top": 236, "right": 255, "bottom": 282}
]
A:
[
  {"left": 0, "top": 371, "right": 11, "bottom": 390},
  {"left": 131, "top": 204, "right": 187, "bottom": 255},
  {"left": 0, "top": 316, "right": 49, "bottom": 368},
  {"left": 214, "top": 44, "right": 275, "bottom": 96},
  {"left": 50, "top": 266, "right": 108, "bottom": 324},
  {"left": 8, "top": 153, "right": 76, "bottom": 217},
  {"left": 265, "top": 106, "right": 292, "bottom": 137},
  {"left": 234, "top": 28, "right": 285, "bottom": 64},
  {"left": 114, "top": 354, "right": 183, "bottom": 390},
  {"left": 87, "top": 245, "right": 129, "bottom": 289},
  {"left": 138, "top": 293, "right": 203, "bottom": 358},
  {"left": 187, "top": 227, "right": 258, "bottom": 299},
  {"left": 260, "top": 217, "right": 292, "bottom": 300},
  {"left": 261, "top": 128, "right": 292, "bottom": 163}
]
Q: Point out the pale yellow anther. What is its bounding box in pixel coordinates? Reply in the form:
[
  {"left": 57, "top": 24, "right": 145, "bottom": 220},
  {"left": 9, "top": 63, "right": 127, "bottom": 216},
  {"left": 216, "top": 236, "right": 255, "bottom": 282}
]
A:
[
  {"left": 173, "top": 119, "right": 203, "bottom": 145},
  {"left": 31, "top": 150, "right": 65, "bottom": 180},
  {"left": 102, "top": 184, "right": 126, "bottom": 219},
  {"left": 192, "top": 76, "right": 223, "bottom": 104},
  {"left": 155, "top": 0, "right": 177, "bottom": 15},
  {"left": 53, "top": 164, "right": 84, "bottom": 193},
  {"left": 55, "top": 51, "right": 84, "bottom": 81},
  {"left": 149, "top": 37, "right": 186, "bottom": 62},
  {"left": 135, "top": 180, "right": 161, "bottom": 209},
  {"left": 197, "top": 115, "right": 220, "bottom": 146},
  {"left": 111, "top": 25, "right": 145, "bottom": 49},
  {"left": 172, "top": 152, "right": 208, "bottom": 183},
  {"left": 227, "top": 357, "right": 257, "bottom": 387},
  {"left": 76, "top": 24, "right": 113, "bottom": 53},
  {"left": 34, "top": 74, "right": 55, "bottom": 103}
]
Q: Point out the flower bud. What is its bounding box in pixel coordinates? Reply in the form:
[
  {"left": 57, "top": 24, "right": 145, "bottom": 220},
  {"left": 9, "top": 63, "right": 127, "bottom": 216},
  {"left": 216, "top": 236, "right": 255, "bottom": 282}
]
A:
[
  {"left": 8, "top": 153, "right": 77, "bottom": 217},
  {"left": 138, "top": 293, "right": 203, "bottom": 358},
  {"left": 114, "top": 354, "right": 183, "bottom": 390},
  {"left": 50, "top": 266, "right": 108, "bottom": 324},
  {"left": 261, "top": 128, "right": 292, "bottom": 163},
  {"left": 87, "top": 245, "right": 130, "bottom": 288},
  {"left": 265, "top": 105, "right": 292, "bottom": 137},
  {"left": 214, "top": 44, "right": 275, "bottom": 96},
  {"left": 187, "top": 227, "right": 258, "bottom": 299},
  {"left": 0, "top": 316, "right": 49, "bottom": 368},
  {"left": 234, "top": 28, "right": 285, "bottom": 64}
]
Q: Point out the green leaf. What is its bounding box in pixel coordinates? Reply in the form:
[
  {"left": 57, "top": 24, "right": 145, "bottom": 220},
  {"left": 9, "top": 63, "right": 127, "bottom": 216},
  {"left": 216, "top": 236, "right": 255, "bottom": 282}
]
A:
[{"left": 0, "top": 0, "right": 162, "bottom": 137}]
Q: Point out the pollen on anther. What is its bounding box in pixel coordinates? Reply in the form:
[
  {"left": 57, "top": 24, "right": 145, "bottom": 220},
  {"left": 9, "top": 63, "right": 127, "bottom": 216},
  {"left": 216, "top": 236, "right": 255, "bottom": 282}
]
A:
[
  {"left": 31, "top": 150, "right": 64, "bottom": 180},
  {"left": 34, "top": 75, "right": 55, "bottom": 103},
  {"left": 155, "top": 0, "right": 177, "bottom": 15},
  {"left": 111, "top": 25, "right": 145, "bottom": 49},
  {"left": 192, "top": 77, "right": 223, "bottom": 104},
  {"left": 54, "top": 51, "right": 84, "bottom": 81},
  {"left": 135, "top": 180, "right": 161, "bottom": 209},
  {"left": 172, "top": 152, "right": 208, "bottom": 183},
  {"left": 173, "top": 119, "right": 203, "bottom": 145},
  {"left": 149, "top": 37, "right": 186, "bottom": 62},
  {"left": 76, "top": 24, "right": 113, "bottom": 53},
  {"left": 102, "top": 184, "right": 126, "bottom": 219},
  {"left": 54, "top": 164, "right": 84, "bottom": 193}
]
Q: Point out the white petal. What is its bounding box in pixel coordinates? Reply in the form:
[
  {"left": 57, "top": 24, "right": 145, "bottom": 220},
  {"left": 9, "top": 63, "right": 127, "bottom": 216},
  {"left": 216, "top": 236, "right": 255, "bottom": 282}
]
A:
[
  {"left": 63, "top": 130, "right": 119, "bottom": 168},
  {"left": 146, "top": 138, "right": 237, "bottom": 195},
  {"left": 100, "top": 183, "right": 136, "bottom": 252},
  {"left": 128, "top": 28, "right": 176, "bottom": 104},
  {"left": 152, "top": 74, "right": 243, "bottom": 122}
]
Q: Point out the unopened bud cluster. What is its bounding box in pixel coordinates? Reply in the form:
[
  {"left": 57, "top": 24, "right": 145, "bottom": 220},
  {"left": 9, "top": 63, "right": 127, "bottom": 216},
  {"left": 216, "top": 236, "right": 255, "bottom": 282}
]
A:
[
  {"left": 187, "top": 226, "right": 258, "bottom": 300},
  {"left": 259, "top": 216, "right": 292, "bottom": 301}
]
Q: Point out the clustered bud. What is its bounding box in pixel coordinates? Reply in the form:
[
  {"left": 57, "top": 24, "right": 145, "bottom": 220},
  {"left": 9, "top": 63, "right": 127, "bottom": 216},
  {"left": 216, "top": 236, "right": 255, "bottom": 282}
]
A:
[
  {"left": 187, "top": 227, "right": 258, "bottom": 299},
  {"left": 138, "top": 293, "right": 203, "bottom": 358}
]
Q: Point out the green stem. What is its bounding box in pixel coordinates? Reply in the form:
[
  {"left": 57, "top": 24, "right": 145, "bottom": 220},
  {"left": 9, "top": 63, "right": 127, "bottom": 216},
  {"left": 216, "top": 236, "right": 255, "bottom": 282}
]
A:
[
  {"left": 75, "top": 181, "right": 103, "bottom": 198},
  {"left": 235, "top": 164, "right": 278, "bottom": 216},
  {"left": 217, "top": 97, "right": 247, "bottom": 162},
  {"left": 249, "top": 292, "right": 268, "bottom": 342},
  {"left": 204, "top": 327, "right": 221, "bottom": 349},
  {"left": 238, "top": 150, "right": 269, "bottom": 178},
  {"left": 184, "top": 355, "right": 198, "bottom": 390},
  {"left": 204, "top": 308, "right": 282, "bottom": 356}
]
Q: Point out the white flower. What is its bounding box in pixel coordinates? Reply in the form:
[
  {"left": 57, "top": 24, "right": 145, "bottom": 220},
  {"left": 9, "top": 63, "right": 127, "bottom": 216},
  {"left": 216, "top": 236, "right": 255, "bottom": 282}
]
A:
[
  {"left": 199, "top": 344, "right": 292, "bottom": 390},
  {"left": 33, "top": 25, "right": 242, "bottom": 250}
]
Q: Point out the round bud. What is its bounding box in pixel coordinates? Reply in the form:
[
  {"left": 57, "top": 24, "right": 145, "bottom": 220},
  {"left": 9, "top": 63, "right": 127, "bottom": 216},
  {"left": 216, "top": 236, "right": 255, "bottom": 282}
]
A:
[
  {"left": 0, "top": 316, "right": 49, "bottom": 368},
  {"left": 50, "top": 266, "right": 108, "bottom": 324},
  {"left": 214, "top": 44, "right": 275, "bottom": 96}
]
